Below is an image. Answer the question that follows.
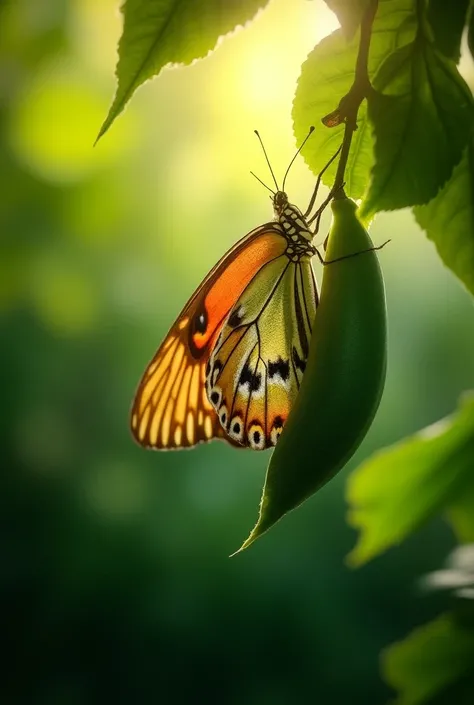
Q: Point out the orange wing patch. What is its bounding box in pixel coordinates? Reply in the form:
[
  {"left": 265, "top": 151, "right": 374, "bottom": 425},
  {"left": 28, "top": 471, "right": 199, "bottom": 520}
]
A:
[{"left": 130, "top": 226, "right": 287, "bottom": 450}]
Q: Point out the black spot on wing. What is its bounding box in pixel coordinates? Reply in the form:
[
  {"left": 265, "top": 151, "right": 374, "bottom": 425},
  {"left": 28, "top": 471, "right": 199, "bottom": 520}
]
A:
[
  {"left": 294, "top": 268, "right": 309, "bottom": 359},
  {"left": 248, "top": 420, "right": 266, "bottom": 449},
  {"left": 273, "top": 415, "right": 284, "bottom": 429},
  {"left": 228, "top": 305, "right": 244, "bottom": 328},
  {"left": 268, "top": 357, "right": 290, "bottom": 382},
  {"left": 270, "top": 416, "right": 285, "bottom": 446},
  {"left": 292, "top": 346, "right": 306, "bottom": 374},
  {"left": 219, "top": 405, "right": 228, "bottom": 427},
  {"left": 239, "top": 362, "right": 262, "bottom": 392},
  {"left": 192, "top": 306, "right": 208, "bottom": 334},
  {"left": 208, "top": 358, "right": 223, "bottom": 386}
]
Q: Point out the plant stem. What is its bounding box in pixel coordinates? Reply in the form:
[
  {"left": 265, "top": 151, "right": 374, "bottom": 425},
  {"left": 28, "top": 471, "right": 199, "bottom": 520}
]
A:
[{"left": 333, "top": 0, "right": 378, "bottom": 199}]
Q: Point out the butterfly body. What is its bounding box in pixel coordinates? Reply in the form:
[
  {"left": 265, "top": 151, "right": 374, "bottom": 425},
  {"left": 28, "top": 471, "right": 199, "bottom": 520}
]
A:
[{"left": 131, "top": 191, "right": 318, "bottom": 451}]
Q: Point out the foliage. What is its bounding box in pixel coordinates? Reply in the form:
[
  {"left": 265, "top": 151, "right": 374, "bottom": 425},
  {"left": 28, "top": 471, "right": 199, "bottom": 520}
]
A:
[
  {"left": 361, "top": 39, "right": 473, "bottom": 217},
  {"left": 97, "top": 0, "right": 270, "bottom": 141},
  {"left": 293, "top": 0, "right": 418, "bottom": 199},
  {"left": 427, "top": 0, "right": 471, "bottom": 62},
  {"left": 382, "top": 612, "right": 474, "bottom": 705},
  {"left": 347, "top": 394, "right": 474, "bottom": 566},
  {"left": 414, "top": 136, "right": 474, "bottom": 296}
]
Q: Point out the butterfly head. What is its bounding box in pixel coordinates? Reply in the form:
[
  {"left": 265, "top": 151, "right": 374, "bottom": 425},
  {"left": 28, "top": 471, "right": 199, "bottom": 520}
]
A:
[
  {"left": 272, "top": 191, "right": 305, "bottom": 222},
  {"left": 272, "top": 190, "right": 289, "bottom": 216}
]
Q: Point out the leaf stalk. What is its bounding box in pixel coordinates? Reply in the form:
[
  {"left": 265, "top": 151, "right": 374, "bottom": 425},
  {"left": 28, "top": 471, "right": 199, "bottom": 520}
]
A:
[{"left": 331, "top": 0, "right": 379, "bottom": 198}]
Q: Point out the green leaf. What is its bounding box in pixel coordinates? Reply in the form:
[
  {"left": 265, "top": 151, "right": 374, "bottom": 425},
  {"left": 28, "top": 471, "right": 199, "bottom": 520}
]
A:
[
  {"left": 427, "top": 0, "right": 471, "bottom": 62},
  {"left": 97, "top": 0, "right": 270, "bottom": 142},
  {"left": 293, "top": 31, "right": 368, "bottom": 199},
  {"left": 414, "top": 134, "right": 474, "bottom": 296},
  {"left": 382, "top": 614, "right": 474, "bottom": 705},
  {"left": 346, "top": 394, "right": 474, "bottom": 567},
  {"left": 293, "top": 0, "right": 418, "bottom": 200},
  {"left": 322, "top": 0, "right": 370, "bottom": 38},
  {"left": 360, "top": 40, "right": 473, "bottom": 218}
]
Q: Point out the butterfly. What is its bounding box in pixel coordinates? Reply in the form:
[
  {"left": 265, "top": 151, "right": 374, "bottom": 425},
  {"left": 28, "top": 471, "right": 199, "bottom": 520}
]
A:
[{"left": 131, "top": 131, "right": 340, "bottom": 451}]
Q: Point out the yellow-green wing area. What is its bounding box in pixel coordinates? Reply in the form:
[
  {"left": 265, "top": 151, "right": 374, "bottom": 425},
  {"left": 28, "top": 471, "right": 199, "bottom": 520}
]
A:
[{"left": 206, "top": 254, "right": 318, "bottom": 449}]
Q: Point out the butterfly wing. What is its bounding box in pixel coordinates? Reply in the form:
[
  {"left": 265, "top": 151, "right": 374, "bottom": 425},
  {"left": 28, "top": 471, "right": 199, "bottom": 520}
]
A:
[
  {"left": 131, "top": 225, "right": 288, "bottom": 449},
  {"left": 206, "top": 256, "right": 318, "bottom": 449}
]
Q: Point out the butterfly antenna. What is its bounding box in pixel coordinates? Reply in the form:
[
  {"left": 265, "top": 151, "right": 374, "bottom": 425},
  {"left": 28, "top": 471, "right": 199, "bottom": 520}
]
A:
[
  {"left": 250, "top": 171, "right": 275, "bottom": 195},
  {"left": 282, "top": 125, "right": 315, "bottom": 192},
  {"left": 254, "top": 130, "right": 279, "bottom": 191}
]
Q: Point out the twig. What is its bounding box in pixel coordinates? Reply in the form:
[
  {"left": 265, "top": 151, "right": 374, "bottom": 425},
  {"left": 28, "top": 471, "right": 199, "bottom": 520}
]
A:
[{"left": 329, "top": 0, "right": 379, "bottom": 199}]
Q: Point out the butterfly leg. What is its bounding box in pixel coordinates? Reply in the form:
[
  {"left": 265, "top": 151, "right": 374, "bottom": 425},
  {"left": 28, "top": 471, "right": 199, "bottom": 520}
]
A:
[
  {"left": 307, "top": 187, "right": 339, "bottom": 232},
  {"left": 303, "top": 143, "right": 343, "bottom": 219},
  {"left": 314, "top": 240, "right": 391, "bottom": 266}
]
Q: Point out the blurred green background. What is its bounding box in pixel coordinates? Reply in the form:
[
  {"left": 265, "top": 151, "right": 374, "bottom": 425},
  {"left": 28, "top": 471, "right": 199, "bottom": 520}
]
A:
[{"left": 2, "top": 1, "right": 474, "bottom": 703}]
